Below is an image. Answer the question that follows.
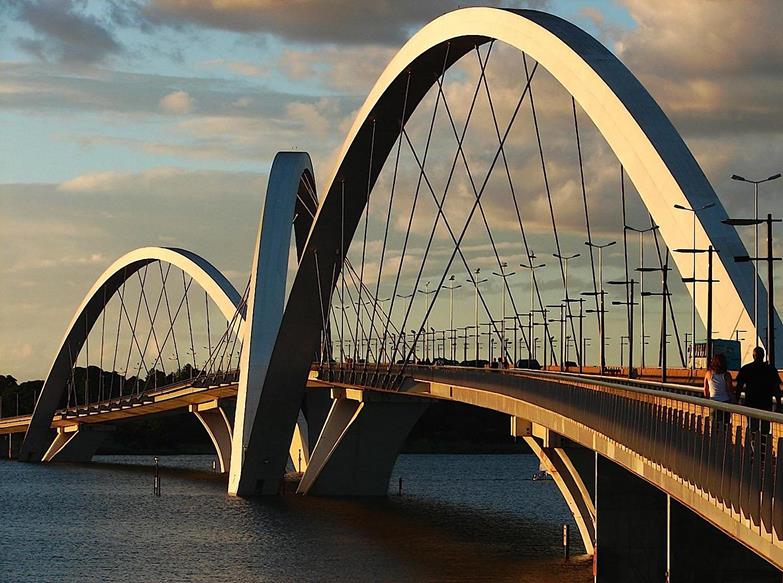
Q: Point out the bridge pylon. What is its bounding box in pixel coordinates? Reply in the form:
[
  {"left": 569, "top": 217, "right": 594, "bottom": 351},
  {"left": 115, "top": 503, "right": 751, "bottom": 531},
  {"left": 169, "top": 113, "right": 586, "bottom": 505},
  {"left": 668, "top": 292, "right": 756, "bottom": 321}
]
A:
[{"left": 228, "top": 151, "right": 319, "bottom": 496}]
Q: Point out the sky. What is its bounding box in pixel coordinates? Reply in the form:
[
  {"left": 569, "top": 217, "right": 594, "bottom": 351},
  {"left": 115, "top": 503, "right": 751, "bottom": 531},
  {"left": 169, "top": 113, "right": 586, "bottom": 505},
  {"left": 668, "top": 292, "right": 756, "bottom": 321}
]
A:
[{"left": 1, "top": 0, "right": 782, "bottom": 380}]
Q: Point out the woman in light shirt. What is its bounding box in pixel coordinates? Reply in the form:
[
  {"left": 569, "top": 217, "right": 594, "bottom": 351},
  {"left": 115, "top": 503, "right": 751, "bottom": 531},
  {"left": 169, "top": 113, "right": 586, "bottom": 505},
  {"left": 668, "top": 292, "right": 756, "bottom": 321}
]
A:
[{"left": 704, "top": 353, "right": 735, "bottom": 403}]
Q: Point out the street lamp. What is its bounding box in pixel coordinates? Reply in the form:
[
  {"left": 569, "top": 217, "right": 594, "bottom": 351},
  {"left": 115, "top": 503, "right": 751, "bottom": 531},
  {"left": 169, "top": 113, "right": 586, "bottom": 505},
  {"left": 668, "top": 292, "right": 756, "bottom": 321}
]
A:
[
  {"left": 625, "top": 224, "right": 658, "bottom": 368},
  {"left": 724, "top": 214, "right": 782, "bottom": 367},
  {"left": 674, "top": 201, "right": 715, "bottom": 372},
  {"left": 444, "top": 275, "right": 462, "bottom": 361},
  {"left": 583, "top": 240, "right": 616, "bottom": 374},
  {"left": 554, "top": 251, "right": 581, "bottom": 363},
  {"left": 731, "top": 172, "right": 781, "bottom": 348},
  {"left": 547, "top": 303, "right": 566, "bottom": 371},
  {"left": 418, "top": 282, "right": 437, "bottom": 362},
  {"left": 467, "top": 268, "right": 488, "bottom": 363},
  {"left": 640, "top": 252, "right": 672, "bottom": 382},
  {"left": 492, "top": 262, "right": 516, "bottom": 363},
  {"left": 674, "top": 246, "right": 720, "bottom": 366},
  {"left": 520, "top": 253, "right": 546, "bottom": 363},
  {"left": 396, "top": 292, "right": 415, "bottom": 362},
  {"left": 609, "top": 278, "right": 637, "bottom": 378}
]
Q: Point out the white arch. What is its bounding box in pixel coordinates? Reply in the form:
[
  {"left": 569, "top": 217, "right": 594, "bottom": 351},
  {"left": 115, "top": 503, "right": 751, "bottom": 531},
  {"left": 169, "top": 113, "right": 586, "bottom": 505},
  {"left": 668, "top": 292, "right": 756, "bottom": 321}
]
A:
[
  {"left": 19, "top": 246, "right": 242, "bottom": 461},
  {"left": 316, "top": 7, "right": 772, "bottom": 362},
  {"left": 237, "top": 7, "right": 776, "bottom": 495}
]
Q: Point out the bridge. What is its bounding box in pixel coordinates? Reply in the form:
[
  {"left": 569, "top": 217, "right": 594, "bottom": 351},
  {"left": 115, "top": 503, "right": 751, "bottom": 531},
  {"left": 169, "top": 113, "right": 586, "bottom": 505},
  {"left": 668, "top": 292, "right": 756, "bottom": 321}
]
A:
[{"left": 4, "top": 7, "right": 783, "bottom": 581}]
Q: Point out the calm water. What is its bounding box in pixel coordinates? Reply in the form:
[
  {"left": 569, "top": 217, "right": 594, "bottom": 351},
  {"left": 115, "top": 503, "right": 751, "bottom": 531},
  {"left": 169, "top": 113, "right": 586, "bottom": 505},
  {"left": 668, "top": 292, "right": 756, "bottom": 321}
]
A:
[{"left": 1, "top": 454, "right": 591, "bottom": 582}]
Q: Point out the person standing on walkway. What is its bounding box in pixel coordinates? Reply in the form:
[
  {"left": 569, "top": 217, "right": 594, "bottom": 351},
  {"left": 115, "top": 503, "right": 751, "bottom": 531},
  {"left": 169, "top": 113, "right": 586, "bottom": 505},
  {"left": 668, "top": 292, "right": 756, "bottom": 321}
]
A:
[
  {"left": 704, "top": 353, "right": 735, "bottom": 404},
  {"left": 735, "top": 347, "right": 782, "bottom": 412}
]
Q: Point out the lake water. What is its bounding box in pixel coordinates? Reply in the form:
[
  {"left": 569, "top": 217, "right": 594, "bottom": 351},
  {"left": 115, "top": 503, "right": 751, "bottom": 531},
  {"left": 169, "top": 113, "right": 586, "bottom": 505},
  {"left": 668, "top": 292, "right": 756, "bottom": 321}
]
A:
[{"left": 1, "top": 454, "right": 592, "bottom": 582}]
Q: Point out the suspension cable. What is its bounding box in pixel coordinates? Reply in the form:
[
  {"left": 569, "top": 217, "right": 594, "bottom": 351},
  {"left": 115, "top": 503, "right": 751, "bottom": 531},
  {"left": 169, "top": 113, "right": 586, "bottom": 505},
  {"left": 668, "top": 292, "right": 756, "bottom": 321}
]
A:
[{"left": 369, "top": 70, "right": 411, "bottom": 376}]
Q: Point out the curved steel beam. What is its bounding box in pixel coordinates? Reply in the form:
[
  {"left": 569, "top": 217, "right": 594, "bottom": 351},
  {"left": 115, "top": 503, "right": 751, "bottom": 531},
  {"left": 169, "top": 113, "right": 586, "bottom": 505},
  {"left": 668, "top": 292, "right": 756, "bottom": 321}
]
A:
[
  {"left": 246, "top": 6, "right": 775, "bottom": 494},
  {"left": 19, "top": 246, "right": 242, "bottom": 462}
]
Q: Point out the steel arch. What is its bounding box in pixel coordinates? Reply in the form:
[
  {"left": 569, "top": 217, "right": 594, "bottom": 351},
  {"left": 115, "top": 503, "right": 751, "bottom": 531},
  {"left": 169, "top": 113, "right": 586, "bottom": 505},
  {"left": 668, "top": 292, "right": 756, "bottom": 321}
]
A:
[
  {"left": 232, "top": 7, "right": 776, "bottom": 494},
  {"left": 19, "top": 246, "right": 242, "bottom": 461}
]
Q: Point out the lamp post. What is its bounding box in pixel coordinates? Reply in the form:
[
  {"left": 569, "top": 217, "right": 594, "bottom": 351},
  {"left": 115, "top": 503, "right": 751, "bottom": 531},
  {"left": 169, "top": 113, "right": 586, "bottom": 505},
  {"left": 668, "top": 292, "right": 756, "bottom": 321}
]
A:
[
  {"left": 463, "top": 325, "right": 474, "bottom": 362},
  {"left": 548, "top": 303, "right": 566, "bottom": 372},
  {"left": 731, "top": 172, "right": 781, "bottom": 348},
  {"left": 492, "top": 262, "right": 516, "bottom": 364},
  {"left": 584, "top": 240, "right": 616, "bottom": 374},
  {"left": 505, "top": 316, "right": 520, "bottom": 364},
  {"left": 625, "top": 225, "right": 658, "bottom": 368},
  {"left": 396, "top": 292, "right": 415, "bottom": 362},
  {"left": 467, "top": 269, "right": 488, "bottom": 363},
  {"left": 723, "top": 214, "right": 782, "bottom": 367},
  {"left": 418, "top": 282, "right": 438, "bottom": 362},
  {"left": 640, "top": 252, "right": 672, "bottom": 382},
  {"left": 520, "top": 254, "right": 546, "bottom": 363},
  {"left": 674, "top": 246, "right": 720, "bottom": 366},
  {"left": 674, "top": 201, "right": 715, "bottom": 371},
  {"left": 609, "top": 278, "right": 637, "bottom": 378},
  {"left": 444, "top": 275, "right": 462, "bottom": 361},
  {"left": 554, "top": 251, "right": 581, "bottom": 365},
  {"left": 582, "top": 337, "right": 591, "bottom": 367},
  {"left": 532, "top": 309, "right": 549, "bottom": 368}
]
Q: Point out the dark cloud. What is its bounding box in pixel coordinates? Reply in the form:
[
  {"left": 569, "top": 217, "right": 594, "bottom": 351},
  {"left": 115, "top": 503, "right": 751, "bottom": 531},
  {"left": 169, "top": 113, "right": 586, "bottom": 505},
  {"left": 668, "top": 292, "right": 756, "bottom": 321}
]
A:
[
  {"left": 11, "top": 0, "right": 122, "bottom": 64},
  {"left": 143, "top": 0, "right": 549, "bottom": 45}
]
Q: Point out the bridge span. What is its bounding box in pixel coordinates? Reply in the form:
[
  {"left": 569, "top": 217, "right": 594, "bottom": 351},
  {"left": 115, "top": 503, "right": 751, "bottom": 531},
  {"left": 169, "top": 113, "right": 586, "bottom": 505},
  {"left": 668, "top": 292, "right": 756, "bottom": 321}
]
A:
[
  {"left": 6, "top": 364, "right": 783, "bottom": 579},
  {"left": 6, "top": 6, "right": 783, "bottom": 580}
]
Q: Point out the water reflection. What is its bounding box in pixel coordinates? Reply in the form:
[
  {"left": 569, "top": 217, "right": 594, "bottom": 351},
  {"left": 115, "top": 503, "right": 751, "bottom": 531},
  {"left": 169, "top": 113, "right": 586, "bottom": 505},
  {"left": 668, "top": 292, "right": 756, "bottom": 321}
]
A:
[{"left": 0, "top": 454, "right": 591, "bottom": 582}]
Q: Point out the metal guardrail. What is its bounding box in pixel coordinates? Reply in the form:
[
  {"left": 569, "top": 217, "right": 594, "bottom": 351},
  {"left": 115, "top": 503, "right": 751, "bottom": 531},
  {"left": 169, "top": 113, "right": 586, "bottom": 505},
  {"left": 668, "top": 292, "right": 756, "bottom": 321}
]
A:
[{"left": 320, "top": 362, "right": 783, "bottom": 544}]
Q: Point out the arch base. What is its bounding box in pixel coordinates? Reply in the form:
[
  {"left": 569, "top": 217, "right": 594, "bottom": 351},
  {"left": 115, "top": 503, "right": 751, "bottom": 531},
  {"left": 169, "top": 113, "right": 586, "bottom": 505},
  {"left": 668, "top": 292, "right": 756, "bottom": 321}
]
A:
[
  {"left": 297, "top": 389, "right": 429, "bottom": 496},
  {"left": 42, "top": 425, "right": 114, "bottom": 463}
]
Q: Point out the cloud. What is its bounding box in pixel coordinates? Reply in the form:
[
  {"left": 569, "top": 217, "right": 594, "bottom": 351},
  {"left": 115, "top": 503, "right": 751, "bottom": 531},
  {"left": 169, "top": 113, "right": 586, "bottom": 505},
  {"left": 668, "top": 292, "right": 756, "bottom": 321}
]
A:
[
  {"left": 144, "top": 0, "right": 549, "bottom": 45},
  {"left": 55, "top": 166, "right": 266, "bottom": 197},
  {"left": 615, "top": 0, "right": 783, "bottom": 138},
  {"left": 11, "top": 0, "right": 122, "bottom": 64},
  {"left": 201, "top": 58, "right": 267, "bottom": 77},
  {"left": 159, "top": 89, "right": 194, "bottom": 114}
]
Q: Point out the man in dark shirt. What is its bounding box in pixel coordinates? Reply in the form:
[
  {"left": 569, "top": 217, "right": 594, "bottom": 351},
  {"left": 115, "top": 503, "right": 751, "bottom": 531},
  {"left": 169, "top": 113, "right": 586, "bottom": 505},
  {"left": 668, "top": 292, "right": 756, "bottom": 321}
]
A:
[{"left": 735, "top": 347, "right": 782, "bottom": 411}]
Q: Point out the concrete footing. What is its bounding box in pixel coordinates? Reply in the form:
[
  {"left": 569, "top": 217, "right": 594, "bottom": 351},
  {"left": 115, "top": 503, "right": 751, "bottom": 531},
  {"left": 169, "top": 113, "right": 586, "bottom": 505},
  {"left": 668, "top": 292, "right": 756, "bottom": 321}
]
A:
[
  {"left": 297, "top": 389, "right": 429, "bottom": 496},
  {"left": 42, "top": 425, "right": 114, "bottom": 463},
  {"left": 191, "top": 402, "right": 233, "bottom": 473}
]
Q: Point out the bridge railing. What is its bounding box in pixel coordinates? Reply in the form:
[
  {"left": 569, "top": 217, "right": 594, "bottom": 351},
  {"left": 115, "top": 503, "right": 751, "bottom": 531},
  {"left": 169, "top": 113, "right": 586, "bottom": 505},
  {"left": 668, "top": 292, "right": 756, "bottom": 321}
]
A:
[{"left": 319, "top": 362, "right": 783, "bottom": 545}]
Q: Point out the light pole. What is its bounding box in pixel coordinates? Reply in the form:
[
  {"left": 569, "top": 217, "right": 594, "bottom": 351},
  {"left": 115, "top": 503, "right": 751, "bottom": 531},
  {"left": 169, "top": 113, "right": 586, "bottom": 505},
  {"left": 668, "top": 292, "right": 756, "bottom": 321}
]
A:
[
  {"left": 731, "top": 172, "right": 781, "bottom": 348},
  {"left": 532, "top": 309, "right": 549, "bottom": 368},
  {"left": 582, "top": 337, "right": 591, "bottom": 367},
  {"left": 444, "top": 275, "right": 462, "bottom": 361},
  {"left": 467, "top": 269, "right": 488, "bottom": 363},
  {"left": 724, "top": 213, "right": 782, "bottom": 367},
  {"left": 625, "top": 224, "right": 658, "bottom": 369},
  {"left": 584, "top": 240, "right": 616, "bottom": 374},
  {"left": 548, "top": 303, "right": 566, "bottom": 371},
  {"left": 609, "top": 278, "right": 637, "bottom": 378},
  {"left": 674, "top": 201, "right": 715, "bottom": 371},
  {"left": 674, "top": 246, "right": 720, "bottom": 367},
  {"left": 418, "top": 281, "right": 437, "bottom": 362},
  {"left": 396, "top": 292, "right": 414, "bottom": 362},
  {"left": 520, "top": 254, "right": 546, "bottom": 363},
  {"left": 492, "top": 262, "right": 516, "bottom": 364},
  {"left": 640, "top": 252, "right": 672, "bottom": 382}
]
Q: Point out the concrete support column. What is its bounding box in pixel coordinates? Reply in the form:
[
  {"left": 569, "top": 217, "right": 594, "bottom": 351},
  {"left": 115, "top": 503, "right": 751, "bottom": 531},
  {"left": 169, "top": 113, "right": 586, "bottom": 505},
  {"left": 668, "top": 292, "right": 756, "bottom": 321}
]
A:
[
  {"left": 297, "top": 389, "right": 429, "bottom": 496},
  {"left": 191, "top": 402, "right": 233, "bottom": 474},
  {"left": 595, "top": 455, "right": 667, "bottom": 582},
  {"left": 669, "top": 497, "right": 780, "bottom": 582},
  {"left": 42, "top": 424, "right": 113, "bottom": 463},
  {"left": 514, "top": 419, "right": 595, "bottom": 555}
]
